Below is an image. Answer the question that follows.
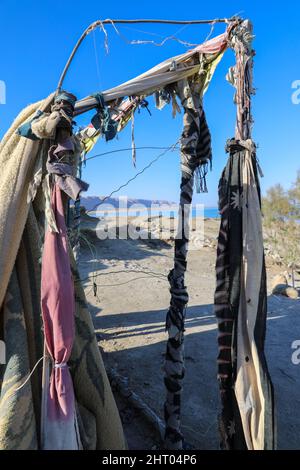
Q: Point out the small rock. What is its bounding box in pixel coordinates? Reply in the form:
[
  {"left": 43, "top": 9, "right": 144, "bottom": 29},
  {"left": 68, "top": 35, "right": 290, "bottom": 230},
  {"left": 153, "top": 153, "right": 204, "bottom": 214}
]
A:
[
  {"left": 272, "top": 284, "right": 299, "bottom": 299},
  {"left": 272, "top": 284, "right": 287, "bottom": 295},
  {"left": 271, "top": 274, "right": 288, "bottom": 290},
  {"left": 285, "top": 287, "right": 299, "bottom": 299}
]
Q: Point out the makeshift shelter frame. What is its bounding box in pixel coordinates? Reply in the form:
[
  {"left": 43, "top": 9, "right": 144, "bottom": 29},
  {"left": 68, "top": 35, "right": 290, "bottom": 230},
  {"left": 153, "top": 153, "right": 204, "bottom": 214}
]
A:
[
  {"left": 55, "top": 17, "right": 273, "bottom": 450},
  {"left": 0, "top": 17, "right": 275, "bottom": 451}
]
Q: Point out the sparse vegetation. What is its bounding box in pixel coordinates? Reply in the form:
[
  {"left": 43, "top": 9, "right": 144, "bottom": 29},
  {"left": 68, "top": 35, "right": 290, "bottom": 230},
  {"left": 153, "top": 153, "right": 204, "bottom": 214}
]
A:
[{"left": 262, "top": 172, "right": 300, "bottom": 282}]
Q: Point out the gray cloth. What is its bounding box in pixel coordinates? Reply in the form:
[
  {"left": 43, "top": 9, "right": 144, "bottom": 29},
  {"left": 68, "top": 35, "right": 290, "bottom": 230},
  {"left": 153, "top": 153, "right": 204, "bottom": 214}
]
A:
[{"left": 47, "top": 140, "right": 89, "bottom": 200}]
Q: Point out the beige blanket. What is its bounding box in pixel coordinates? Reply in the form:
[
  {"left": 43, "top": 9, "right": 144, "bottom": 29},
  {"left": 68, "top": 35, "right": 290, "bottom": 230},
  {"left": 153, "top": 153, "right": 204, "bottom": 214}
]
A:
[{"left": 0, "top": 98, "right": 126, "bottom": 449}]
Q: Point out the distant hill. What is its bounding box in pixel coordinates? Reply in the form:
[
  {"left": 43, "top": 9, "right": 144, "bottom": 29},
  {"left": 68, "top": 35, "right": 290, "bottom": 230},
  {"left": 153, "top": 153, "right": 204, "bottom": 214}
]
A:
[{"left": 80, "top": 196, "right": 176, "bottom": 211}]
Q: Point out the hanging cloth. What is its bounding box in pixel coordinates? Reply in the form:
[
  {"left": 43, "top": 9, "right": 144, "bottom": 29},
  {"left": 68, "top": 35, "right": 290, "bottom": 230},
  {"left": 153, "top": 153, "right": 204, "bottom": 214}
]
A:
[
  {"left": 164, "top": 76, "right": 213, "bottom": 450},
  {"left": 41, "top": 183, "right": 80, "bottom": 449},
  {"left": 214, "top": 19, "right": 275, "bottom": 450},
  {"left": 40, "top": 91, "right": 81, "bottom": 449},
  {"left": 214, "top": 139, "right": 275, "bottom": 450}
]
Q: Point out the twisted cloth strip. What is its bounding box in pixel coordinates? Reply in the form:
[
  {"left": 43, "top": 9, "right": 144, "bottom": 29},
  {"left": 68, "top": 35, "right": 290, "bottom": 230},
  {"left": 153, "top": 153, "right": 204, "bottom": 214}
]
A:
[{"left": 164, "top": 77, "right": 212, "bottom": 449}]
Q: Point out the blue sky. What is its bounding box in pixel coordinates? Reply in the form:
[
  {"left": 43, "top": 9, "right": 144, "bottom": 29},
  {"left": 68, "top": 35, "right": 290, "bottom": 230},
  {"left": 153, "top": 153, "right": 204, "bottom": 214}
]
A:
[{"left": 1, "top": 0, "right": 299, "bottom": 206}]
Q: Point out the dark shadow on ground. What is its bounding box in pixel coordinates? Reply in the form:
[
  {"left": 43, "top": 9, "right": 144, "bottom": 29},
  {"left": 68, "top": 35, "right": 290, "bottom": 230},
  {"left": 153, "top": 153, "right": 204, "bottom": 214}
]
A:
[{"left": 86, "top": 296, "right": 300, "bottom": 450}]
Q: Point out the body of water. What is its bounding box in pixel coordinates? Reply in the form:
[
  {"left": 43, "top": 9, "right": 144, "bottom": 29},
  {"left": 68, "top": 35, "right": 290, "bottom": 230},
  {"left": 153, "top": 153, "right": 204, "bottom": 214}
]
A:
[{"left": 93, "top": 206, "right": 220, "bottom": 219}]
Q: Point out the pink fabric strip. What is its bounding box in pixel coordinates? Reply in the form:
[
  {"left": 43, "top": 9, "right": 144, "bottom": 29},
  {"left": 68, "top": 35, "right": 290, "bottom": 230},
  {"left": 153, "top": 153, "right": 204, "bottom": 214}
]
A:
[
  {"left": 41, "top": 183, "right": 75, "bottom": 421},
  {"left": 195, "top": 32, "right": 228, "bottom": 54}
]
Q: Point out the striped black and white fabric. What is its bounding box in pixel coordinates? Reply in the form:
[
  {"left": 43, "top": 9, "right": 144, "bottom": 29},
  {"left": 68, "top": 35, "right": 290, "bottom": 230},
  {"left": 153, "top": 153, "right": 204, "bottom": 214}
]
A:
[
  {"left": 214, "top": 138, "right": 275, "bottom": 449},
  {"left": 164, "top": 78, "right": 212, "bottom": 449}
]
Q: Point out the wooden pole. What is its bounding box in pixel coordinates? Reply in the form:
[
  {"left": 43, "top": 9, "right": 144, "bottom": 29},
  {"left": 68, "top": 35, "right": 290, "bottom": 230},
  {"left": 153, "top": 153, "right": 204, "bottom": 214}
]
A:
[{"left": 56, "top": 17, "right": 238, "bottom": 93}]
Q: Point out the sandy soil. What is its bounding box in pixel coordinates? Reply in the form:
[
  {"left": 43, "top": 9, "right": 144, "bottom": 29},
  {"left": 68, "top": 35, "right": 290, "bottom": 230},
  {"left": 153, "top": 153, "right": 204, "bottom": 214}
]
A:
[{"left": 78, "top": 215, "right": 300, "bottom": 450}]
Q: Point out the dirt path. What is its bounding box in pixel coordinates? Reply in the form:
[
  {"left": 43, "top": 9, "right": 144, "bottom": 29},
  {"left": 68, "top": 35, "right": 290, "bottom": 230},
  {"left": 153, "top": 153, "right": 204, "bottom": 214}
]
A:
[{"left": 78, "top": 218, "right": 300, "bottom": 449}]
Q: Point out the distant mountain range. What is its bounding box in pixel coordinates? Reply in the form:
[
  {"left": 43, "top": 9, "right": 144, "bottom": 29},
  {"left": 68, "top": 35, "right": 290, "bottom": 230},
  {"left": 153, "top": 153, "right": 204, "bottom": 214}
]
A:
[{"left": 81, "top": 196, "right": 176, "bottom": 211}]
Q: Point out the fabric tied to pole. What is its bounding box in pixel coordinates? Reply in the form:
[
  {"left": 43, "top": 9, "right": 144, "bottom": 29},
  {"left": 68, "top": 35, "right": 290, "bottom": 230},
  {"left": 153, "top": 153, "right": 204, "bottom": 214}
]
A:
[
  {"left": 16, "top": 110, "right": 44, "bottom": 140},
  {"left": 0, "top": 94, "right": 127, "bottom": 451},
  {"left": 176, "top": 78, "right": 212, "bottom": 193},
  {"left": 17, "top": 91, "right": 77, "bottom": 141},
  {"left": 214, "top": 20, "right": 275, "bottom": 450},
  {"left": 214, "top": 138, "right": 275, "bottom": 450},
  {"left": 91, "top": 92, "right": 118, "bottom": 141},
  {"left": 55, "top": 92, "right": 77, "bottom": 108},
  {"left": 164, "top": 174, "right": 193, "bottom": 450},
  {"left": 41, "top": 183, "right": 80, "bottom": 449},
  {"left": 47, "top": 138, "right": 89, "bottom": 201},
  {"left": 164, "top": 75, "right": 213, "bottom": 448}
]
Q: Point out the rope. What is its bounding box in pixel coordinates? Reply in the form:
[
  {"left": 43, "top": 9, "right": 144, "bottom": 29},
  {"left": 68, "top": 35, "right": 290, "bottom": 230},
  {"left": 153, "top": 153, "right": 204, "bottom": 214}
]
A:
[
  {"left": 84, "top": 146, "right": 180, "bottom": 163},
  {"left": 92, "top": 28, "right": 102, "bottom": 89},
  {"left": 107, "top": 19, "right": 200, "bottom": 48},
  {"left": 79, "top": 268, "right": 167, "bottom": 283},
  {"left": 13, "top": 356, "right": 45, "bottom": 392},
  {"left": 84, "top": 275, "right": 169, "bottom": 289},
  {"left": 13, "top": 356, "right": 69, "bottom": 393},
  {"left": 86, "top": 142, "right": 179, "bottom": 214}
]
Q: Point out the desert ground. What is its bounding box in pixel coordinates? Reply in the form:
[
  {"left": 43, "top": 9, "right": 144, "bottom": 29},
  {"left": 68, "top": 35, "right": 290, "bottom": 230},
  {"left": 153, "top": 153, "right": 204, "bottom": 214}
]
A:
[{"left": 77, "top": 214, "right": 300, "bottom": 450}]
